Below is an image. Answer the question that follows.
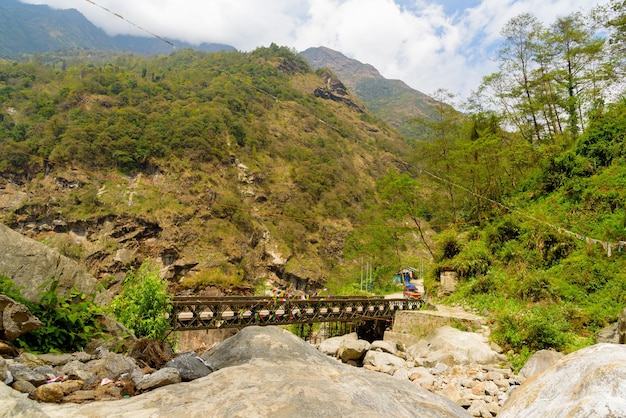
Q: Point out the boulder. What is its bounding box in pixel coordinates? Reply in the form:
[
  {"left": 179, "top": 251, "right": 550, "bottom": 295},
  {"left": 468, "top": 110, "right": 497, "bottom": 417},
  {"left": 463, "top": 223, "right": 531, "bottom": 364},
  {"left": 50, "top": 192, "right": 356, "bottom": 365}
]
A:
[
  {"left": 135, "top": 367, "right": 181, "bottom": 392},
  {"left": 499, "top": 343, "right": 626, "bottom": 417},
  {"left": 317, "top": 332, "right": 358, "bottom": 357},
  {"left": 164, "top": 352, "right": 212, "bottom": 382},
  {"left": 518, "top": 349, "right": 564, "bottom": 379},
  {"left": 0, "top": 295, "right": 42, "bottom": 341},
  {"left": 0, "top": 224, "right": 109, "bottom": 305},
  {"left": 86, "top": 352, "right": 139, "bottom": 379},
  {"left": 37, "top": 326, "right": 471, "bottom": 417},
  {"left": 407, "top": 326, "right": 505, "bottom": 366},
  {"left": 0, "top": 382, "right": 48, "bottom": 418},
  {"left": 39, "top": 352, "right": 93, "bottom": 367},
  {"left": 7, "top": 362, "right": 47, "bottom": 387},
  {"left": 370, "top": 340, "right": 398, "bottom": 355},
  {"left": 337, "top": 339, "right": 370, "bottom": 362},
  {"left": 61, "top": 360, "right": 95, "bottom": 382},
  {"left": 362, "top": 350, "right": 407, "bottom": 375},
  {"left": 33, "top": 383, "right": 64, "bottom": 403}
]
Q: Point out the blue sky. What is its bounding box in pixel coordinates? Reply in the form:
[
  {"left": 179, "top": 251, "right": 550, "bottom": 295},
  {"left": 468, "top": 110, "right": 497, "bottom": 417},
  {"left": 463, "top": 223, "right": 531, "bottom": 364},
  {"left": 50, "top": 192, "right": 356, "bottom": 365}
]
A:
[{"left": 22, "top": 0, "right": 606, "bottom": 102}]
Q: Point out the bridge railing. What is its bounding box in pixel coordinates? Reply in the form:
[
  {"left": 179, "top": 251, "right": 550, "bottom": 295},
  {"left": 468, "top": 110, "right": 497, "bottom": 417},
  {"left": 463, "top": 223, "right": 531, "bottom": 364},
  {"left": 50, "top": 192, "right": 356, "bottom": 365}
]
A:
[{"left": 170, "top": 296, "right": 423, "bottom": 331}]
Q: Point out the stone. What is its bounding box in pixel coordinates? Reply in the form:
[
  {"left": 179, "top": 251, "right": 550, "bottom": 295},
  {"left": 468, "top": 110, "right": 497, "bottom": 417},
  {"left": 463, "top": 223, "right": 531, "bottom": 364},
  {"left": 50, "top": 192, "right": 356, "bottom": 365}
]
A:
[
  {"left": 33, "top": 365, "right": 61, "bottom": 380},
  {"left": 407, "top": 326, "right": 505, "bottom": 367},
  {"left": 484, "top": 381, "right": 499, "bottom": 396},
  {"left": 362, "top": 350, "right": 407, "bottom": 375},
  {"left": 86, "top": 352, "right": 139, "bottom": 380},
  {"left": 60, "top": 380, "right": 84, "bottom": 395},
  {"left": 0, "top": 341, "right": 15, "bottom": 355},
  {"left": 517, "top": 349, "right": 564, "bottom": 379},
  {"left": 135, "top": 367, "right": 181, "bottom": 392},
  {"left": 0, "top": 382, "right": 49, "bottom": 418},
  {"left": 33, "top": 383, "right": 64, "bottom": 403},
  {"left": 8, "top": 363, "right": 47, "bottom": 387},
  {"left": 61, "top": 360, "right": 95, "bottom": 382},
  {"left": 11, "top": 380, "right": 36, "bottom": 395},
  {"left": 0, "top": 297, "right": 42, "bottom": 341},
  {"left": 0, "top": 358, "right": 7, "bottom": 383},
  {"left": 337, "top": 339, "right": 370, "bottom": 362},
  {"left": 499, "top": 344, "right": 626, "bottom": 417},
  {"left": 164, "top": 352, "right": 212, "bottom": 382},
  {"left": 316, "top": 333, "right": 358, "bottom": 357},
  {"left": 370, "top": 340, "right": 398, "bottom": 355},
  {"left": 39, "top": 352, "right": 93, "bottom": 367},
  {"left": 467, "top": 399, "right": 492, "bottom": 417}
]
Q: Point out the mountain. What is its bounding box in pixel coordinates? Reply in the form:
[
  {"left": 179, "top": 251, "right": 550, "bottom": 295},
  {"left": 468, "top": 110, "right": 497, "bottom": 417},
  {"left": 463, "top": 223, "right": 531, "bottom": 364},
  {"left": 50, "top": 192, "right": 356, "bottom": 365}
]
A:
[
  {"left": 0, "top": 46, "right": 428, "bottom": 297},
  {"left": 300, "top": 46, "right": 441, "bottom": 140},
  {"left": 0, "top": 0, "right": 234, "bottom": 56}
]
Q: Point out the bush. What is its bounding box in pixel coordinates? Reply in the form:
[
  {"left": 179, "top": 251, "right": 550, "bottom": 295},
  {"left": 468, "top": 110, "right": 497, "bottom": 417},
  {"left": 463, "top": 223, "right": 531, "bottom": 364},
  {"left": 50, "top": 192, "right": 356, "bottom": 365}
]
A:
[
  {"left": 493, "top": 304, "right": 571, "bottom": 352},
  {"left": 110, "top": 260, "right": 172, "bottom": 341},
  {"left": 4, "top": 278, "right": 107, "bottom": 353}
]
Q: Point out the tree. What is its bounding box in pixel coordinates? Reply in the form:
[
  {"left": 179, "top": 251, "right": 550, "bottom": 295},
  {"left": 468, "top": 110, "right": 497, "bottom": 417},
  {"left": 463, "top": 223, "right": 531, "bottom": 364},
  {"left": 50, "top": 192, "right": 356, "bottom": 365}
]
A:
[{"left": 379, "top": 171, "right": 434, "bottom": 257}]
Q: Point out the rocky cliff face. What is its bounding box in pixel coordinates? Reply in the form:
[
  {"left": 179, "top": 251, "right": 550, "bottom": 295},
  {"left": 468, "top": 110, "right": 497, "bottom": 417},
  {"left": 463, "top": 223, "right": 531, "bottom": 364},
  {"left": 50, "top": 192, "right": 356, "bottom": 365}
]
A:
[{"left": 0, "top": 224, "right": 109, "bottom": 304}]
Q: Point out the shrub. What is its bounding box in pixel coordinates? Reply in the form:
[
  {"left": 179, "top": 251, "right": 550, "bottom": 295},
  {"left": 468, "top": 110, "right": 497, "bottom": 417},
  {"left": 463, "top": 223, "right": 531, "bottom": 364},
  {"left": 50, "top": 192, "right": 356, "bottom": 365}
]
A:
[
  {"left": 5, "top": 279, "right": 107, "bottom": 353},
  {"left": 110, "top": 260, "right": 172, "bottom": 341}
]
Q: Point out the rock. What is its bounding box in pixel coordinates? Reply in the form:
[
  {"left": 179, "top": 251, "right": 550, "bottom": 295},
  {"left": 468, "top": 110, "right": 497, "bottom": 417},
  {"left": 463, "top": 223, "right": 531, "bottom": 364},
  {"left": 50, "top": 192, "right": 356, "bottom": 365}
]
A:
[
  {"left": 467, "top": 399, "right": 492, "bottom": 417},
  {"left": 11, "top": 380, "right": 36, "bottom": 395},
  {"left": 0, "top": 295, "right": 42, "bottom": 341},
  {"left": 33, "top": 383, "right": 64, "bottom": 403},
  {"left": 0, "top": 382, "right": 49, "bottom": 418},
  {"left": 33, "top": 366, "right": 61, "bottom": 380},
  {"left": 337, "top": 339, "right": 370, "bottom": 362},
  {"left": 362, "top": 350, "right": 407, "bottom": 375},
  {"left": 61, "top": 360, "right": 95, "bottom": 382},
  {"left": 39, "top": 352, "right": 93, "bottom": 367},
  {"left": 517, "top": 349, "right": 564, "bottom": 379},
  {"left": 0, "top": 341, "right": 15, "bottom": 355},
  {"left": 164, "top": 353, "right": 212, "bottom": 382},
  {"left": 316, "top": 333, "right": 358, "bottom": 357},
  {"left": 499, "top": 343, "right": 626, "bottom": 417},
  {"left": 0, "top": 224, "right": 109, "bottom": 305},
  {"left": 59, "top": 380, "right": 83, "bottom": 395},
  {"left": 8, "top": 362, "right": 47, "bottom": 387},
  {"left": 407, "top": 326, "right": 505, "bottom": 366},
  {"left": 86, "top": 353, "right": 139, "bottom": 380},
  {"left": 370, "top": 340, "right": 398, "bottom": 355},
  {"left": 0, "top": 358, "right": 7, "bottom": 383},
  {"left": 37, "top": 326, "right": 470, "bottom": 417},
  {"left": 135, "top": 367, "right": 181, "bottom": 392}
]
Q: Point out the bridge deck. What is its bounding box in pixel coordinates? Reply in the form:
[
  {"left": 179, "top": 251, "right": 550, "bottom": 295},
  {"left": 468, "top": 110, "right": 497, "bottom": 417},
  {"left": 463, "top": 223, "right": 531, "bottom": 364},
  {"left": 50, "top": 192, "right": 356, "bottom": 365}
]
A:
[{"left": 170, "top": 296, "right": 423, "bottom": 331}]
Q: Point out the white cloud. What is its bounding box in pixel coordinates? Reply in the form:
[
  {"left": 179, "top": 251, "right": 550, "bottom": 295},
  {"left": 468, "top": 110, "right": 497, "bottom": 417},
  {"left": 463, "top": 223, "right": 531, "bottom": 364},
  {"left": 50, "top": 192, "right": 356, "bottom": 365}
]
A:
[{"left": 20, "top": 0, "right": 606, "bottom": 100}]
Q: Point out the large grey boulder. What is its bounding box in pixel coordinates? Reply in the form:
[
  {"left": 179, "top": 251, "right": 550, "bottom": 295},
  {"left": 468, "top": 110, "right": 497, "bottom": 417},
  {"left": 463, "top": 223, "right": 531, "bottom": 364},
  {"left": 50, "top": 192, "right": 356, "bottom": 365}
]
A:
[
  {"left": 35, "top": 326, "right": 470, "bottom": 417},
  {"left": 499, "top": 343, "right": 626, "bottom": 418},
  {"left": 0, "top": 295, "right": 42, "bottom": 341},
  {"left": 164, "top": 352, "right": 212, "bottom": 381},
  {"left": 518, "top": 349, "right": 564, "bottom": 379},
  {"left": 407, "top": 326, "right": 505, "bottom": 366},
  {"left": 317, "top": 332, "right": 358, "bottom": 356},
  {"left": 0, "top": 224, "right": 109, "bottom": 305},
  {"left": 0, "top": 382, "right": 48, "bottom": 418},
  {"left": 337, "top": 339, "right": 370, "bottom": 362}
]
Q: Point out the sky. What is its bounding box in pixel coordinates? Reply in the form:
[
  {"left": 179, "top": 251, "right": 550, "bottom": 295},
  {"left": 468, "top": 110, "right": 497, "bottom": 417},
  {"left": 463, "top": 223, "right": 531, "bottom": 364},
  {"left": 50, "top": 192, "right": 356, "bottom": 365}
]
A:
[{"left": 21, "top": 0, "right": 605, "bottom": 102}]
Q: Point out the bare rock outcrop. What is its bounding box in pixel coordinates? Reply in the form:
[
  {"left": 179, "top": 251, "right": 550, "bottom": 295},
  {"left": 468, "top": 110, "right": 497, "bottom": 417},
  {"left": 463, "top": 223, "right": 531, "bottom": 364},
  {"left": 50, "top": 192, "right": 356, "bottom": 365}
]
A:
[
  {"left": 498, "top": 343, "right": 626, "bottom": 417},
  {"left": 0, "top": 224, "right": 108, "bottom": 305}
]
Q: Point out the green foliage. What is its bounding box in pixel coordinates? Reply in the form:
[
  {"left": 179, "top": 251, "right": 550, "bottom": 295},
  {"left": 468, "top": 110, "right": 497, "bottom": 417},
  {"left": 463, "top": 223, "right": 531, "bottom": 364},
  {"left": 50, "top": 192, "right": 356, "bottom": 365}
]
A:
[
  {"left": 2, "top": 279, "right": 107, "bottom": 354},
  {"left": 109, "top": 261, "right": 172, "bottom": 341},
  {"left": 493, "top": 304, "right": 571, "bottom": 352}
]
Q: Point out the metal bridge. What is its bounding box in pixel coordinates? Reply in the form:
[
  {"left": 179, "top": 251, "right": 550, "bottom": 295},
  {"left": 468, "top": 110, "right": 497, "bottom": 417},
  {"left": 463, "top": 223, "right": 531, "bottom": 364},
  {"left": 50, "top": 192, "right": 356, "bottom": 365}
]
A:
[{"left": 170, "top": 295, "right": 423, "bottom": 331}]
